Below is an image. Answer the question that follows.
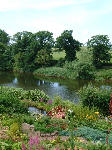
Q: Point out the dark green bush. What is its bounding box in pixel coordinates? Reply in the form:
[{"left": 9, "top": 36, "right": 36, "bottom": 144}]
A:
[
  {"left": 64, "top": 60, "right": 95, "bottom": 79},
  {"left": 74, "top": 62, "right": 95, "bottom": 79},
  {"left": 56, "top": 58, "right": 65, "bottom": 67},
  {"left": 0, "top": 92, "right": 27, "bottom": 114},
  {"left": 79, "top": 84, "right": 111, "bottom": 114}
]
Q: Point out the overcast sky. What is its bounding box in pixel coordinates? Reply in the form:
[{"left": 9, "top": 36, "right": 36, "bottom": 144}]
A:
[{"left": 0, "top": 0, "right": 112, "bottom": 43}]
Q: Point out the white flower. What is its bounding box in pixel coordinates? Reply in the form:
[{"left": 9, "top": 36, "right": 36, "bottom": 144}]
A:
[{"left": 68, "top": 109, "right": 73, "bottom": 113}]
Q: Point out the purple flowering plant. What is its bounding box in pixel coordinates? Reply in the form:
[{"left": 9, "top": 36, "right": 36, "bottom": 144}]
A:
[
  {"left": 48, "top": 99, "right": 53, "bottom": 104},
  {"left": 22, "top": 136, "right": 39, "bottom": 150}
]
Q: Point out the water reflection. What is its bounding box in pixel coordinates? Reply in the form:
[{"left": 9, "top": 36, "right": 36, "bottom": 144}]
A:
[
  {"left": 13, "top": 78, "right": 18, "bottom": 84},
  {"left": 0, "top": 71, "right": 112, "bottom": 102}
]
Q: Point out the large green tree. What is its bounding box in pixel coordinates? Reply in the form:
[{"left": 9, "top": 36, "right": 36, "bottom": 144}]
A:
[
  {"left": 12, "top": 31, "right": 34, "bottom": 72},
  {"left": 56, "top": 30, "right": 81, "bottom": 61},
  {"left": 87, "top": 35, "right": 111, "bottom": 67},
  {"left": 0, "top": 29, "right": 12, "bottom": 71},
  {"left": 12, "top": 31, "right": 54, "bottom": 72},
  {"left": 0, "top": 29, "right": 10, "bottom": 45},
  {"left": 12, "top": 31, "right": 33, "bottom": 54},
  {"left": 33, "top": 31, "right": 54, "bottom": 51},
  {"left": 33, "top": 31, "right": 54, "bottom": 67}
]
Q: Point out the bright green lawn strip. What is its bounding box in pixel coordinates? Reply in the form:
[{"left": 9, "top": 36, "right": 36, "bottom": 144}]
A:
[{"left": 52, "top": 50, "right": 66, "bottom": 60}]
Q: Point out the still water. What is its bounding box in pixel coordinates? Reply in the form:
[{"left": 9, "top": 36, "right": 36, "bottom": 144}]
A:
[{"left": 0, "top": 71, "right": 112, "bottom": 103}]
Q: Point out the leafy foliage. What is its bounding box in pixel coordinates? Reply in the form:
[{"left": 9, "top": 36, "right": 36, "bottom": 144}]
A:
[
  {"left": 56, "top": 30, "right": 81, "bottom": 61},
  {"left": 87, "top": 35, "right": 111, "bottom": 67},
  {"left": 34, "top": 49, "right": 53, "bottom": 67},
  {"left": 64, "top": 60, "right": 95, "bottom": 79},
  {"left": 0, "top": 92, "right": 27, "bottom": 114},
  {"left": 95, "top": 69, "right": 112, "bottom": 81},
  {"left": 72, "top": 61, "right": 95, "bottom": 79},
  {"left": 0, "top": 30, "right": 12, "bottom": 71},
  {"left": 12, "top": 31, "right": 54, "bottom": 72},
  {"left": 0, "top": 29, "right": 10, "bottom": 45},
  {"left": 0, "top": 86, "right": 49, "bottom": 102},
  {"left": 34, "top": 67, "right": 69, "bottom": 78},
  {"left": 79, "top": 84, "right": 111, "bottom": 114}
]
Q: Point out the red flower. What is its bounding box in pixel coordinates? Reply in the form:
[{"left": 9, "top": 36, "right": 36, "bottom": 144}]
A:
[{"left": 48, "top": 111, "right": 52, "bottom": 116}]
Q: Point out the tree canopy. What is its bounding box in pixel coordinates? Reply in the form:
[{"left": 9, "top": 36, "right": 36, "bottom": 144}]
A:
[
  {"left": 0, "top": 29, "right": 10, "bottom": 45},
  {"left": 87, "top": 35, "right": 111, "bottom": 67},
  {"left": 56, "top": 30, "right": 81, "bottom": 61},
  {"left": 11, "top": 31, "right": 54, "bottom": 72}
]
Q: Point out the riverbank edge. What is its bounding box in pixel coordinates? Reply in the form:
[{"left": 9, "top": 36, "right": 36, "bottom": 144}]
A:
[{"left": 33, "top": 66, "right": 112, "bottom": 81}]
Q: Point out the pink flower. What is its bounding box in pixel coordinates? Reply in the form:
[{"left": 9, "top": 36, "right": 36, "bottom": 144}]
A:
[
  {"left": 40, "top": 98, "right": 43, "bottom": 102},
  {"left": 29, "top": 137, "right": 35, "bottom": 146},
  {"left": 34, "top": 136, "right": 39, "bottom": 145},
  {"left": 48, "top": 100, "right": 52, "bottom": 104},
  {"left": 22, "top": 143, "right": 26, "bottom": 150}
]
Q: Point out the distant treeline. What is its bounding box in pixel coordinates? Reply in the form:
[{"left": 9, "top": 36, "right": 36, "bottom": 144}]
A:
[{"left": 0, "top": 29, "right": 111, "bottom": 72}]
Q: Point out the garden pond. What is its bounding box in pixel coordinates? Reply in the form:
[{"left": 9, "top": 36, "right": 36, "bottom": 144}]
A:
[{"left": 0, "top": 71, "right": 112, "bottom": 103}]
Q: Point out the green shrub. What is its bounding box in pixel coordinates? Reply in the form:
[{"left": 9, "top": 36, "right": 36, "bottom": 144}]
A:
[
  {"left": 0, "top": 86, "right": 22, "bottom": 99},
  {"left": 95, "top": 69, "right": 112, "bottom": 81},
  {"left": 23, "top": 115, "right": 36, "bottom": 125},
  {"left": 74, "top": 61, "right": 95, "bottom": 79},
  {"left": 0, "top": 86, "right": 49, "bottom": 114},
  {"left": 79, "top": 84, "right": 111, "bottom": 114},
  {"left": 0, "top": 86, "right": 49, "bottom": 102},
  {"left": 64, "top": 61, "right": 95, "bottom": 79},
  {"left": 21, "top": 89, "right": 49, "bottom": 102},
  {"left": 34, "top": 49, "right": 53, "bottom": 67},
  {"left": 0, "top": 92, "right": 27, "bottom": 114},
  {"left": 55, "top": 58, "right": 65, "bottom": 67}
]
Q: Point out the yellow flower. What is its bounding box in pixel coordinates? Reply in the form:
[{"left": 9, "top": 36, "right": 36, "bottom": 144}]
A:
[
  {"left": 51, "top": 140, "right": 56, "bottom": 144},
  {"left": 95, "top": 112, "right": 99, "bottom": 115},
  {"left": 86, "top": 114, "right": 88, "bottom": 118},
  {"left": 87, "top": 115, "right": 93, "bottom": 119}
]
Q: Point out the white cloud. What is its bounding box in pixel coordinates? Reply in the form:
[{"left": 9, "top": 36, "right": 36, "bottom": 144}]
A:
[
  {"left": 0, "top": 0, "right": 94, "bottom": 12},
  {"left": 0, "top": 0, "right": 112, "bottom": 43}
]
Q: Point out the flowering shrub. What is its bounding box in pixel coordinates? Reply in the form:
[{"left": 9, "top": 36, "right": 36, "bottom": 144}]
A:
[
  {"left": 47, "top": 105, "right": 66, "bottom": 119},
  {"left": 22, "top": 136, "right": 40, "bottom": 150}
]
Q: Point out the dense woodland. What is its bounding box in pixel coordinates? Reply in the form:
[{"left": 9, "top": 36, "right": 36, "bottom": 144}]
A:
[{"left": 0, "top": 29, "right": 112, "bottom": 78}]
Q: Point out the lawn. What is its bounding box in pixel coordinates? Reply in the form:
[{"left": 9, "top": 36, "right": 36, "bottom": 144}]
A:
[{"left": 52, "top": 50, "right": 66, "bottom": 60}]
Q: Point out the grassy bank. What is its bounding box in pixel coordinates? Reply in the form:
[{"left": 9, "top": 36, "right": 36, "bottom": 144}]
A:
[
  {"left": 34, "top": 66, "right": 112, "bottom": 81},
  {"left": 33, "top": 67, "right": 77, "bottom": 79},
  {"left": 33, "top": 48, "right": 112, "bottom": 81}
]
